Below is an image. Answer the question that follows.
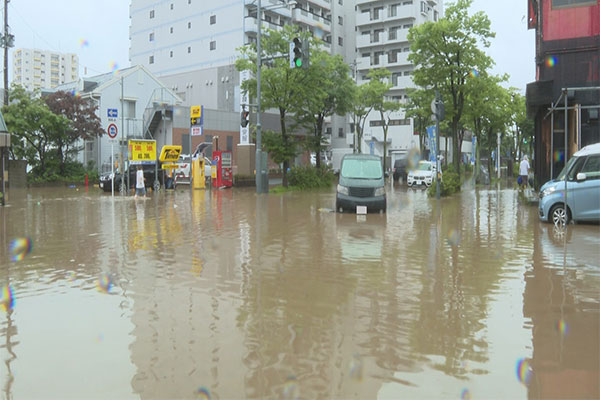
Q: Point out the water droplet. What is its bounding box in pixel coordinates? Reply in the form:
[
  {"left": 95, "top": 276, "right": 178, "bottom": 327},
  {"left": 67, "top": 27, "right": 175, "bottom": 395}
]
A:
[
  {"left": 0, "top": 284, "right": 14, "bottom": 312},
  {"left": 195, "top": 386, "right": 211, "bottom": 399},
  {"left": 282, "top": 376, "right": 299, "bottom": 399},
  {"left": 446, "top": 229, "right": 461, "bottom": 247},
  {"left": 96, "top": 273, "right": 113, "bottom": 294},
  {"left": 9, "top": 237, "right": 32, "bottom": 262},
  {"left": 461, "top": 388, "right": 472, "bottom": 400},
  {"left": 349, "top": 354, "right": 363, "bottom": 382},
  {"left": 516, "top": 358, "right": 533, "bottom": 385},
  {"left": 556, "top": 318, "right": 569, "bottom": 337}
]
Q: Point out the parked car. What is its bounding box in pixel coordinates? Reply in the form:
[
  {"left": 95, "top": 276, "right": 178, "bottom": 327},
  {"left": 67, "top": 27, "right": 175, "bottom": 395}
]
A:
[
  {"left": 336, "top": 154, "right": 386, "bottom": 213},
  {"left": 539, "top": 142, "right": 600, "bottom": 224},
  {"left": 172, "top": 155, "right": 212, "bottom": 187},
  {"left": 407, "top": 161, "right": 436, "bottom": 187},
  {"left": 99, "top": 163, "right": 163, "bottom": 193},
  {"left": 392, "top": 156, "right": 409, "bottom": 182}
]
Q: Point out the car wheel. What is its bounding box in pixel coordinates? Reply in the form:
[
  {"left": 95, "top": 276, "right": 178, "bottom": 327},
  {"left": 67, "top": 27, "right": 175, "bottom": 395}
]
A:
[{"left": 550, "top": 203, "right": 570, "bottom": 226}]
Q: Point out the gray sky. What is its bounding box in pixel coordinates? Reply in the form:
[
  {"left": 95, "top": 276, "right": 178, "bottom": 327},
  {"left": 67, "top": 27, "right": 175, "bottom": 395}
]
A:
[{"left": 6, "top": 0, "right": 534, "bottom": 92}]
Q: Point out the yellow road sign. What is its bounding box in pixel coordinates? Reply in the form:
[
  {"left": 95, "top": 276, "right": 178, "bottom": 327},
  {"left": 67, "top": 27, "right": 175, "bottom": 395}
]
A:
[
  {"left": 161, "top": 163, "right": 180, "bottom": 169},
  {"left": 190, "top": 105, "right": 202, "bottom": 118},
  {"left": 159, "top": 145, "right": 182, "bottom": 162}
]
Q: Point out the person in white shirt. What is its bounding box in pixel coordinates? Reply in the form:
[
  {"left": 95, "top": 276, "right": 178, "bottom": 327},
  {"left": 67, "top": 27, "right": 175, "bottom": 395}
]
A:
[
  {"left": 135, "top": 165, "right": 146, "bottom": 198},
  {"left": 519, "top": 155, "right": 531, "bottom": 189}
]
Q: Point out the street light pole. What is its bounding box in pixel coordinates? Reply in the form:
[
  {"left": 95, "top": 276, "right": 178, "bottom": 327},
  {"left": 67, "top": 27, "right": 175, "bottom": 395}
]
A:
[{"left": 255, "top": 0, "right": 266, "bottom": 194}]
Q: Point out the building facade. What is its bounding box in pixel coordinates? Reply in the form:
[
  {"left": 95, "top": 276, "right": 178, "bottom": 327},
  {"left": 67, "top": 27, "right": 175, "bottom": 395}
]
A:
[
  {"left": 129, "top": 0, "right": 355, "bottom": 154},
  {"left": 355, "top": 0, "right": 443, "bottom": 167},
  {"left": 12, "top": 48, "right": 79, "bottom": 91},
  {"left": 526, "top": 0, "right": 600, "bottom": 186}
]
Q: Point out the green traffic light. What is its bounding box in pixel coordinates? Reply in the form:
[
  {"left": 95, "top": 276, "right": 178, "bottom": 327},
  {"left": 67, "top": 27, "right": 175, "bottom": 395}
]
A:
[{"left": 295, "top": 58, "right": 302, "bottom": 68}]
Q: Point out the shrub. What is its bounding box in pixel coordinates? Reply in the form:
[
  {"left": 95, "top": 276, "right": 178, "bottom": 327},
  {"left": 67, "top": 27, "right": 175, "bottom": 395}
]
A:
[
  {"left": 287, "top": 166, "right": 335, "bottom": 189},
  {"left": 427, "top": 166, "right": 461, "bottom": 197}
]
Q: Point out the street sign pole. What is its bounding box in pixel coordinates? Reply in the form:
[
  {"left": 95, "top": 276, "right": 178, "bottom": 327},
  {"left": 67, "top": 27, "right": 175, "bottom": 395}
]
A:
[
  {"left": 433, "top": 90, "right": 442, "bottom": 200},
  {"left": 111, "top": 142, "right": 114, "bottom": 197},
  {"left": 120, "top": 76, "right": 126, "bottom": 195}
]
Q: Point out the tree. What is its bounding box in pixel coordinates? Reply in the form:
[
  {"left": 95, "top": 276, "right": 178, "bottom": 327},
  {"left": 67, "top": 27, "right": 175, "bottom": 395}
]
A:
[
  {"left": 2, "top": 85, "right": 68, "bottom": 174},
  {"left": 463, "top": 73, "right": 508, "bottom": 183},
  {"left": 404, "top": 88, "right": 434, "bottom": 154},
  {"left": 45, "top": 91, "right": 104, "bottom": 174},
  {"left": 408, "top": 0, "right": 494, "bottom": 177},
  {"left": 508, "top": 91, "right": 533, "bottom": 166},
  {"left": 367, "top": 69, "right": 396, "bottom": 170},
  {"left": 236, "top": 25, "right": 310, "bottom": 187},
  {"left": 350, "top": 84, "right": 374, "bottom": 154},
  {"left": 294, "top": 50, "right": 354, "bottom": 168}
]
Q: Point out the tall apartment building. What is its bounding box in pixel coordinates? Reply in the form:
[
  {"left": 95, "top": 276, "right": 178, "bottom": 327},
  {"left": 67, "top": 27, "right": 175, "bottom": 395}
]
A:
[
  {"left": 129, "top": 0, "right": 356, "bottom": 150},
  {"left": 355, "top": 0, "right": 443, "bottom": 164},
  {"left": 12, "top": 49, "right": 79, "bottom": 92}
]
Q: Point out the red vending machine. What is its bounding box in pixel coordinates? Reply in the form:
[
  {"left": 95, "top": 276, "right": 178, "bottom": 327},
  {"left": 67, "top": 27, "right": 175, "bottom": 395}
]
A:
[{"left": 212, "top": 150, "right": 233, "bottom": 188}]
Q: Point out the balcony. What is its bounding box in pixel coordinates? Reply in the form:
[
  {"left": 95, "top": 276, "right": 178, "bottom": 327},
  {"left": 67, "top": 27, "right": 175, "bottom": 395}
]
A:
[
  {"left": 291, "top": 8, "right": 331, "bottom": 31},
  {"left": 308, "top": 0, "right": 331, "bottom": 11},
  {"left": 391, "top": 75, "right": 416, "bottom": 90},
  {"left": 356, "top": 0, "right": 380, "bottom": 5}
]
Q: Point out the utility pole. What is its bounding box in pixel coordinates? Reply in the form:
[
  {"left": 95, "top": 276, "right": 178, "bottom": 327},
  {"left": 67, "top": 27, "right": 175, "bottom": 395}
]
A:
[{"left": 3, "top": 0, "right": 12, "bottom": 106}]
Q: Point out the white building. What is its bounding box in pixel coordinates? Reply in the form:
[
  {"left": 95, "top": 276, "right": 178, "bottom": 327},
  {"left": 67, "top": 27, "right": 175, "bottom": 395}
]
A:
[
  {"left": 53, "top": 65, "right": 181, "bottom": 172},
  {"left": 129, "top": 0, "right": 356, "bottom": 150},
  {"left": 12, "top": 48, "right": 79, "bottom": 92},
  {"left": 355, "top": 0, "right": 443, "bottom": 166}
]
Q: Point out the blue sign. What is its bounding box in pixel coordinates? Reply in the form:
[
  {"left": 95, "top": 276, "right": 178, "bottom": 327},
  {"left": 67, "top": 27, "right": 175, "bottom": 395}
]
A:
[
  {"left": 369, "top": 141, "right": 374, "bottom": 155},
  {"left": 426, "top": 126, "right": 437, "bottom": 162},
  {"left": 107, "top": 108, "right": 118, "bottom": 118}
]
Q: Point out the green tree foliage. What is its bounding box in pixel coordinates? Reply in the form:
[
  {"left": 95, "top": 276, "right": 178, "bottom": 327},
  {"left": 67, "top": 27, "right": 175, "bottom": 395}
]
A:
[
  {"left": 44, "top": 91, "right": 104, "bottom": 174},
  {"left": 408, "top": 0, "right": 494, "bottom": 177},
  {"left": 350, "top": 84, "right": 374, "bottom": 154},
  {"left": 2, "top": 85, "right": 68, "bottom": 174},
  {"left": 236, "top": 25, "right": 310, "bottom": 187},
  {"left": 294, "top": 50, "right": 354, "bottom": 168},
  {"left": 404, "top": 88, "right": 434, "bottom": 152}
]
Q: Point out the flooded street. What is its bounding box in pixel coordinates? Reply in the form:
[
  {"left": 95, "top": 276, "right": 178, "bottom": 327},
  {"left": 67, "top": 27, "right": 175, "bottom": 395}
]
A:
[{"left": 0, "top": 184, "right": 598, "bottom": 399}]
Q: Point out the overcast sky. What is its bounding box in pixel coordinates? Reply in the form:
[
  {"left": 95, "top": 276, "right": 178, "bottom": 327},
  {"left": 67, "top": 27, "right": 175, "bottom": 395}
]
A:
[{"left": 6, "top": 0, "right": 534, "bottom": 92}]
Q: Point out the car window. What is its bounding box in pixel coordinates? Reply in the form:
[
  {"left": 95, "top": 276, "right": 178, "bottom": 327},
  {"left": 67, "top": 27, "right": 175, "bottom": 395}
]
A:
[
  {"left": 580, "top": 155, "right": 600, "bottom": 180},
  {"left": 417, "top": 162, "right": 431, "bottom": 171},
  {"left": 341, "top": 159, "right": 382, "bottom": 179}
]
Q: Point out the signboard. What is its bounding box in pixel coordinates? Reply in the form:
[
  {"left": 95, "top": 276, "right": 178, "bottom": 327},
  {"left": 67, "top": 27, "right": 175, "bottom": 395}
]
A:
[
  {"left": 239, "top": 70, "right": 250, "bottom": 145},
  {"left": 107, "top": 123, "right": 118, "bottom": 139},
  {"left": 191, "top": 126, "right": 202, "bottom": 136},
  {"left": 190, "top": 105, "right": 204, "bottom": 129},
  {"left": 159, "top": 145, "right": 182, "bottom": 162},
  {"left": 128, "top": 139, "right": 156, "bottom": 165},
  {"left": 161, "top": 163, "right": 180, "bottom": 169},
  {"left": 426, "top": 126, "right": 437, "bottom": 163},
  {"left": 190, "top": 105, "right": 202, "bottom": 118},
  {"left": 107, "top": 108, "right": 118, "bottom": 118}
]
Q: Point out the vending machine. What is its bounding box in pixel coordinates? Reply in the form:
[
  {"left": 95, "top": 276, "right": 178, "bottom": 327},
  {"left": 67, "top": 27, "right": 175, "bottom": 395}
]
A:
[{"left": 212, "top": 150, "right": 233, "bottom": 188}]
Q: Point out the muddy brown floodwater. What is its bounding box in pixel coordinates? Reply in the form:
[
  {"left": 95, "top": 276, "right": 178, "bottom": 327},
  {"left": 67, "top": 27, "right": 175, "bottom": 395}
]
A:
[{"left": 0, "top": 184, "right": 598, "bottom": 399}]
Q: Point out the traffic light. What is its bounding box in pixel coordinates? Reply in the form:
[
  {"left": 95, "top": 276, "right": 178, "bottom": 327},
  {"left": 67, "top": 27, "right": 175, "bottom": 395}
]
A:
[
  {"left": 241, "top": 108, "right": 250, "bottom": 128},
  {"left": 291, "top": 37, "right": 303, "bottom": 68}
]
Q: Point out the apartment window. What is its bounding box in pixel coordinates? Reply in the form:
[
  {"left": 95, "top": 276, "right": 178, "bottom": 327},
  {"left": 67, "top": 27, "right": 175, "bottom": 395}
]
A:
[
  {"left": 404, "top": 47, "right": 410, "bottom": 52},
  {"left": 389, "top": 3, "right": 399, "bottom": 17},
  {"left": 404, "top": 70, "right": 412, "bottom": 76},
  {"left": 226, "top": 136, "right": 233, "bottom": 152},
  {"left": 170, "top": 51, "right": 173, "bottom": 58},
  {"left": 326, "top": 127, "right": 332, "bottom": 135},
  {"left": 392, "top": 72, "right": 401, "bottom": 86},
  {"left": 188, "top": 22, "right": 192, "bottom": 29},
  {"left": 372, "top": 29, "right": 384, "bottom": 43},
  {"left": 170, "top": 3, "right": 174, "bottom": 10},
  {"left": 210, "top": 41, "right": 216, "bottom": 50},
  {"left": 434, "top": 10, "right": 439, "bottom": 21},
  {"left": 552, "top": 0, "right": 596, "bottom": 7},
  {"left": 389, "top": 26, "right": 398, "bottom": 40},
  {"left": 388, "top": 49, "right": 399, "bottom": 63},
  {"left": 338, "top": 0, "right": 343, "bottom": 4},
  {"left": 338, "top": 36, "right": 343, "bottom": 46},
  {"left": 403, "top": 0, "right": 412, "bottom": 4},
  {"left": 149, "top": 55, "right": 154, "bottom": 64},
  {"left": 362, "top": 52, "right": 370, "bottom": 58},
  {"left": 149, "top": 32, "right": 154, "bottom": 41},
  {"left": 338, "top": 128, "right": 344, "bottom": 138},
  {"left": 150, "top": 10, "right": 154, "bottom": 18},
  {"left": 338, "top": 16, "right": 343, "bottom": 25},
  {"left": 372, "top": 7, "right": 383, "bottom": 20},
  {"left": 420, "top": 1, "right": 427, "bottom": 13},
  {"left": 403, "top": 23, "right": 413, "bottom": 29},
  {"left": 210, "top": 15, "right": 216, "bottom": 24},
  {"left": 373, "top": 51, "right": 384, "bottom": 65},
  {"left": 170, "top": 27, "right": 173, "bottom": 34},
  {"left": 188, "top": 46, "right": 191, "bottom": 53}
]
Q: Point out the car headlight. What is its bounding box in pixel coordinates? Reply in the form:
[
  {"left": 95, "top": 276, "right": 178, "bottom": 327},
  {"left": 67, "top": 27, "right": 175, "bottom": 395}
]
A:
[
  {"left": 541, "top": 186, "right": 556, "bottom": 198},
  {"left": 374, "top": 187, "right": 385, "bottom": 196},
  {"left": 337, "top": 184, "right": 349, "bottom": 195}
]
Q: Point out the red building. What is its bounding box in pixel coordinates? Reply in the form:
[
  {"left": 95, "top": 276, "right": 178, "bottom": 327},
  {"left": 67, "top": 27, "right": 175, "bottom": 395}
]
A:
[{"left": 526, "top": 0, "right": 599, "bottom": 186}]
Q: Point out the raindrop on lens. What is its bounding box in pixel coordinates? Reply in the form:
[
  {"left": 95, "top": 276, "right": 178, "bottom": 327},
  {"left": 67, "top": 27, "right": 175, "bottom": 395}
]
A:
[
  {"left": 195, "top": 386, "right": 211, "bottom": 399},
  {"left": 447, "top": 229, "right": 461, "bottom": 247},
  {"left": 461, "top": 388, "right": 472, "bottom": 400},
  {"left": 9, "top": 237, "right": 32, "bottom": 262},
  {"left": 556, "top": 318, "right": 569, "bottom": 337},
  {"left": 349, "top": 354, "right": 363, "bottom": 381},
  {"left": 0, "top": 284, "right": 14, "bottom": 312},
  {"left": 96, "top": 273, "right": 112, "bottom": 293},
  {"left": 516, "top": 358, "right": 533, "bottom": 386},
  {"left": 282, "top": 376, "right": 299, "bottom": 400}
]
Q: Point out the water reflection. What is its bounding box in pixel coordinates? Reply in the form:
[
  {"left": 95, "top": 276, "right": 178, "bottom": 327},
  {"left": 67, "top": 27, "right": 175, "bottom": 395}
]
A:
[{"left": 0, "top": 186, "right": 597, "bottom": 398}]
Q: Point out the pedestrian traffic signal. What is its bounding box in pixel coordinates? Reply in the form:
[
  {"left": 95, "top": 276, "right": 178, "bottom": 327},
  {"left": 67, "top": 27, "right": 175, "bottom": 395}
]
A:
[{"left": 241, "top": 109, "right": 250, "bottom": 128}]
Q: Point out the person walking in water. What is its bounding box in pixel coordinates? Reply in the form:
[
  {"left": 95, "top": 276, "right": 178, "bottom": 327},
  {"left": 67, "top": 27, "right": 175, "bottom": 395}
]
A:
[
  {"left": 135, "top": 165, "right": 146, "bottom": 198},
  {"left": 519, "top": 155, "right": 531, "bottom": 190}
]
